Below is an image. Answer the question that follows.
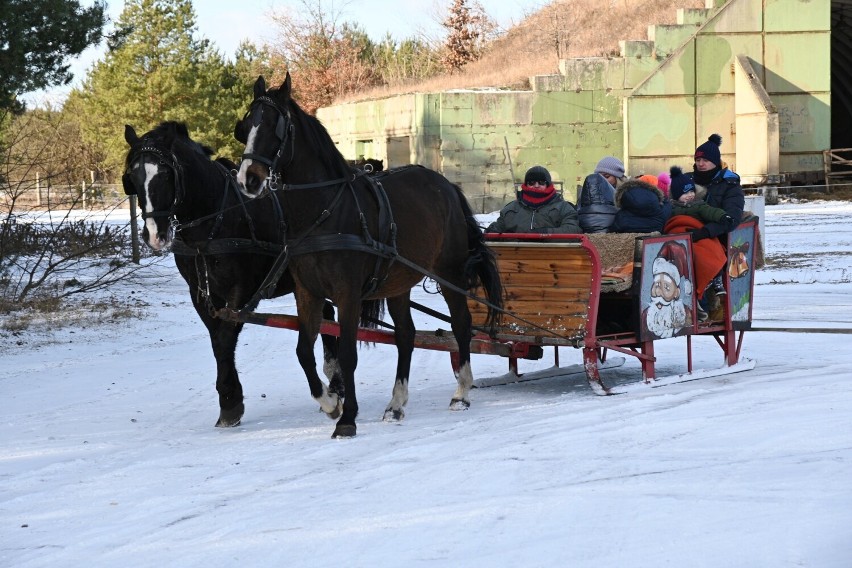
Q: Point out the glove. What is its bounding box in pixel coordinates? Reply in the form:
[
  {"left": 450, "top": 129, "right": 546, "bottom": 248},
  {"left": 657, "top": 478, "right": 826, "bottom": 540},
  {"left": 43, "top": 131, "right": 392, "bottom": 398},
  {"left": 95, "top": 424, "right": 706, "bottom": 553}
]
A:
[{"left": 688, "top": 227, "right": 711, "bottom": 242}]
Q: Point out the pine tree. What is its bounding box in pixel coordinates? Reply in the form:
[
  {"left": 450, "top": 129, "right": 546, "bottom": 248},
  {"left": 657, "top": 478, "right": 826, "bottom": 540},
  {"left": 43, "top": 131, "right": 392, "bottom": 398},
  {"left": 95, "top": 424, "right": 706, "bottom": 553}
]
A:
[
  {"left": 72, "top": 0, "right": 265, "bottom": 176},
  {"left": 0, "top": 0, "right": 106, "bottom": 114}
]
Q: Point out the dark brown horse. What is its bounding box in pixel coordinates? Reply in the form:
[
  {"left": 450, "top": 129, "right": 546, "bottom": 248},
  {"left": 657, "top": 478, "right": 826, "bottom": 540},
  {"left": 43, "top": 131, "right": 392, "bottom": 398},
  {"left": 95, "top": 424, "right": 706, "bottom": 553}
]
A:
[
  {"left": 122, "top": 121, "right": 343, "bottom": 428},
  {"left": 233, "top": 74, "right": 503, "bottom": 438}
]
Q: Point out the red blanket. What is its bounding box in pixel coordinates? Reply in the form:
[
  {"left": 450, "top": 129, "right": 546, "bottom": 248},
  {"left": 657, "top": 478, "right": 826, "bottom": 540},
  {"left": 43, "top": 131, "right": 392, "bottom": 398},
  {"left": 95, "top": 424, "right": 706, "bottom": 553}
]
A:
[{"left": 664, "top": 215, "right": 727, "bottom": 295}]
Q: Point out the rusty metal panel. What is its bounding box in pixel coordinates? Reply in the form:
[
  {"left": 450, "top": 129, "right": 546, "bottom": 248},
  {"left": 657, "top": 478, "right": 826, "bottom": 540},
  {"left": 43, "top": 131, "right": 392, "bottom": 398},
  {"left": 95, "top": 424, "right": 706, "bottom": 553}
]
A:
[
  {"left": 765, "top": 0, "right": 830, "bottom": 31},
  {"left": 634, "top": 40, "right": 696, "bottom": 96},
  {"left": 696, "top": 34, "right": 763, "bottom": 94},
  {"left": 765, "top": 32, "right": 830, "bottom": 93}
]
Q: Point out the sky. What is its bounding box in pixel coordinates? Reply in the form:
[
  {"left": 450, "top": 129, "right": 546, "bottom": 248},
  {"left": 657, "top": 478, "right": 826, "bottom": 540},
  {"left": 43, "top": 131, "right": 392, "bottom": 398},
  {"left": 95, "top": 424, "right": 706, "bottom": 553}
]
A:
[
  {"left": 24, "top": 0, "right": 549, "bottom": 107},
  {"left": 2, "top": 200, "right": 852, "bottom": 566}
]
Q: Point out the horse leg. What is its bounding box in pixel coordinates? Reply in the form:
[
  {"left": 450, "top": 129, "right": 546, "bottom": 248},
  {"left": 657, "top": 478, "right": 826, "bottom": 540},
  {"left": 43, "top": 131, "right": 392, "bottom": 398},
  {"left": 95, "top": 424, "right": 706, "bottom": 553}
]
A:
[
  {"left": 442, "top": 288, "right": 474, "bottom": 410},
  {"left": 294, "top": 292, "right": 342, "bottom": 420},
  {"left": 193, "top": 302, "right": 245, "bottom": 427},
  {"left": 320, "top": 300, "right": 343, "bottom": 396},
  {"left": 331, "top": 296, "right": 362, "bottom": 438},
  {"left": 382, "top": 293, "right": 414, "bottom": 422}
]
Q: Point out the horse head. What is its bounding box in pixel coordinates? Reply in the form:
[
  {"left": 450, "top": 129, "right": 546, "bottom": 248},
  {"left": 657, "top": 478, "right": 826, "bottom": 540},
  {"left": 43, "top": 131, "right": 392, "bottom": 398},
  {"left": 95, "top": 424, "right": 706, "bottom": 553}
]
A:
[
  {"left": 234, "top": 75, "right": 295, "bottom": 198},
  {"left": 123, "top": 122, "right": 195, "bottom": 251},
  {"left": 233, "top": 73, "right": 350, "bottom": 199}
]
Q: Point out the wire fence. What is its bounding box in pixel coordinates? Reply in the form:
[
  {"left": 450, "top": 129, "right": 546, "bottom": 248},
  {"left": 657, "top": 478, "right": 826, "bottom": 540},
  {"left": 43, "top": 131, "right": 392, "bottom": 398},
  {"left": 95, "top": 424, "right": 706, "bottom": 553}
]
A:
[{"left": 2, "top": 183, "right": 128, "bottom": 211}]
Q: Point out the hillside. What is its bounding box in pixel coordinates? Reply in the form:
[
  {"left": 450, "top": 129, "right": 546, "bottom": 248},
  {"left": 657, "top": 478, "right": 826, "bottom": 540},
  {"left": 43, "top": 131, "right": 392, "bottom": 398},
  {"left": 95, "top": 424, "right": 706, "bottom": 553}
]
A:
[{"left": 340, "top": 0, "right": 706, "bottom": 103}]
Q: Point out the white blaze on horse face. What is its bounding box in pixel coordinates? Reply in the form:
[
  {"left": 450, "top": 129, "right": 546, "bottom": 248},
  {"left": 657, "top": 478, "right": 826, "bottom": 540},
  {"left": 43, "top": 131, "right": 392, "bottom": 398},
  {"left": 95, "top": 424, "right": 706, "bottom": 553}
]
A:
[
  {"left": 142, "top": 162, "right": 165, "bottom": 250},
  {"left": 236, "top": 124, "right": 263, "bottom": 192}
]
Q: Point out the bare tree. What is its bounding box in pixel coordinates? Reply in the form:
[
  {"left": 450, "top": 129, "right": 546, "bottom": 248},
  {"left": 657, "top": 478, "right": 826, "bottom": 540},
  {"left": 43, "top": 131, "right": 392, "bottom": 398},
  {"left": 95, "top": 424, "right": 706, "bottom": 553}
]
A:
[
  {"left": 1, "top": 109, "right": 152, "bottom": 315},
  {"left": 441, "top": 0, "right": 497, "bottom": 72},
  {"left": 268, "top": 0, "right": 381, "bottom": 114}
]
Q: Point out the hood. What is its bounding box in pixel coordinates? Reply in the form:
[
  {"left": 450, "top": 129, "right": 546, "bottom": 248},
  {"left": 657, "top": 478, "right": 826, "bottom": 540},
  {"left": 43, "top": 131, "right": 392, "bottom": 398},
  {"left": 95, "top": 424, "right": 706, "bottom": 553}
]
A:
[{"left": 615, "top": 179, "right": 665, "bottom": 208}]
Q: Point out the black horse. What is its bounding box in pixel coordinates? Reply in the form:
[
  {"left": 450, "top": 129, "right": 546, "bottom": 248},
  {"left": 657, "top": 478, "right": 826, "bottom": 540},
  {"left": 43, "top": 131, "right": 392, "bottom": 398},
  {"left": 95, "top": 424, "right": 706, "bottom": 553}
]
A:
[
  {"left": 347, "top": 157, "right": 384, "bottom": 173},
  {"left": 122, "top": 121, "right": 344, "bottom": 428},
  {"left": 233, "top": 74, "right": 503, "bottom": 438}
]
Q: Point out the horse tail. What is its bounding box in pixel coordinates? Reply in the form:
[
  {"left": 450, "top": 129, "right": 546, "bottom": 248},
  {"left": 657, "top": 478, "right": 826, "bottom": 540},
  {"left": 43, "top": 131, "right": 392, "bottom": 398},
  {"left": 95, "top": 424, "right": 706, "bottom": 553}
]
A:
[
  {"left": 456, "top": 186, "right": 503, "bottom": 331},
  {"left": 359, "top": 299, "right": 385, "bottom": 330}
]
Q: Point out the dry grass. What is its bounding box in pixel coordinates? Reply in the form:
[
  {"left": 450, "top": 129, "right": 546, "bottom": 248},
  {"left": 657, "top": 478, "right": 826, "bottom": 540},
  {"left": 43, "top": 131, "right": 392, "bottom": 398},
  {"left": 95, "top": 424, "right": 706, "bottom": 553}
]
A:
[{"left": 338, "top": 0, "right": 705, "bottom": 102}]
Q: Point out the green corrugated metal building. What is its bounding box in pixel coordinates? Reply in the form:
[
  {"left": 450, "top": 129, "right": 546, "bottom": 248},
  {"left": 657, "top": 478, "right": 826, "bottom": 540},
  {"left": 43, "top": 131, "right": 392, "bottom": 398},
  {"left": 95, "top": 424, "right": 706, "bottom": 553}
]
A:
[{"left": 318, "top": 0, "right": 846, "bottom": 211}]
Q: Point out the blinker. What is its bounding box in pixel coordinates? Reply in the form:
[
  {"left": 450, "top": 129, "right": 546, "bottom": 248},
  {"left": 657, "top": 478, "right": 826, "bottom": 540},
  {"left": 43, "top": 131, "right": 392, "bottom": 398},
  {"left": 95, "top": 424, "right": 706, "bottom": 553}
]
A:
[{"left": 121, "top": 173, "right": 135, "bottom": 196}]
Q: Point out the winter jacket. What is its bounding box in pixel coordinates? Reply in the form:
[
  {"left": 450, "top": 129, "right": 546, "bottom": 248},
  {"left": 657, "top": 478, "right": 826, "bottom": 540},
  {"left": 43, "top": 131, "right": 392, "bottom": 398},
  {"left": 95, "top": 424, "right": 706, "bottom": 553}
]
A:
[
  {"left": 577, "top": 173, "right": 618, "bottom": 233},
  {"left": 671, "top": 200, "right": 730, "bottom": 224},
  {"left": 664, "top": 215, "right": 727, "bottom": 295},
  {"left": 486, "top": 193, "right": 581, "bottom": 234},
  {"left": 610, "top": 179, "right": 672, "bottom": 233},
  {"left": 672, "top": 169, "right": 744, "bottom": 240}
]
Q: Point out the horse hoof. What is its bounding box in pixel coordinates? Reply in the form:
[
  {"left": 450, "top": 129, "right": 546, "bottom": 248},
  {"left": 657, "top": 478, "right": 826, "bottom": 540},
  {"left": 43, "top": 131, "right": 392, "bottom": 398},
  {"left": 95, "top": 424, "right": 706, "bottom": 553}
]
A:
[
  {"left": 331, "top": 424, "right": 356, "bottom": 438},
  {"left": 215, "top": 403, "right": 245, "bottom": 427},
  {"left": 215, "top": 416, "right": 241, "bottom": 427},
  {"left": 449, "top": 398, "right": 470, "bottom": 411},
  {"left": 320, "top": 404, "right": 342, "bottom": 420},
  {"left": 383, "top": 407, "right": 405, "bottom": 422}
]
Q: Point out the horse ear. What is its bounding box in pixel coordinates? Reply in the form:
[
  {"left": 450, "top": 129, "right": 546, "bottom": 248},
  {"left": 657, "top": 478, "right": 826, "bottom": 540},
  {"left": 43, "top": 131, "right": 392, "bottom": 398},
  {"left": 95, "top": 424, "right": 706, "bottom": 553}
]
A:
[
  {"left": 281, "top": 72, "right": 292, "bottom": 98},
  {"left": 253, "top": 76, "right": 266, "bottom": 98},
  {"left": 124, "top": 125, "right": 138, "bottom": 145},
  {"left": 234, "top": 118, "right": 248, "bottom": 145}
]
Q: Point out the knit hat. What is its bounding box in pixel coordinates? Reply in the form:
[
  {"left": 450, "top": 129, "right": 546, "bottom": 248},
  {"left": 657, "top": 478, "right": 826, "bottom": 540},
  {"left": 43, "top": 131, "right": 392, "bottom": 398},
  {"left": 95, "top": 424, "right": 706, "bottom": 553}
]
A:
[
  {"left": 694, "top": 134, "right": 723, "bottom": 168},
  {"left": 657, "top": 172, "right": 671, "bottom": 197},
  {"left": 524, "top": 165, "right": 552, "bottom": 186},
  {"left": 653, "top": 241, "right": 692, "bottom": 297},
  {"left": 594, "top": 156, "right": 625, "bottom": 179},
  {"left": 520, "top": 166, "right": 556, "bottom": 207},
  {"left": 637, "top": 174, "right": 658, "bottom": 188},
  {"left": 668, "top": 165, "right": 695, "bottom": 199}
]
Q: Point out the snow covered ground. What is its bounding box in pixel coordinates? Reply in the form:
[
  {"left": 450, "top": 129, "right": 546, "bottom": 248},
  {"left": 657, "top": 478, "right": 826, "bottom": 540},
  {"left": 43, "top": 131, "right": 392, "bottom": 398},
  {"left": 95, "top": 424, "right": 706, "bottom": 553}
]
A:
[{"left": 2, "top": 201, "right": 851, "bottom": 567}]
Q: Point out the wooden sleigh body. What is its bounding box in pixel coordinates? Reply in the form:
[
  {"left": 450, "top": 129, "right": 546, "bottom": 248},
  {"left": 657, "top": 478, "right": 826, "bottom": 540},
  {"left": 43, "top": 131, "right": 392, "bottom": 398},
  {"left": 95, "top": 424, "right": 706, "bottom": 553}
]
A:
[{"left": 470, "top": 218, "right": 760, "bottom": 393}]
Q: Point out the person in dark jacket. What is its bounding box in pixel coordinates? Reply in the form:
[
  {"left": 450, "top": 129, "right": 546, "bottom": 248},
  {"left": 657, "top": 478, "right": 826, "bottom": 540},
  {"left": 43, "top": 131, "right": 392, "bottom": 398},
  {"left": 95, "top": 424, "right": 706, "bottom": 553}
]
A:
[
  {"left": 610, "top": 177, "right": 672, "bottom": 233},
  {"left": 577, "top": 156, "right": 623, "bottom": 233},
  {"left": 668, "top": 166, "right": 733, "bottom": 225},
  {"left": 667, "top": 135, "right": 745, "bottom": 320},
  {"left": 671, "top": 135, "right": 745, "bottom": 243},
  {"left": 487, "top": 166, "right": 581, "bottom": 234}
]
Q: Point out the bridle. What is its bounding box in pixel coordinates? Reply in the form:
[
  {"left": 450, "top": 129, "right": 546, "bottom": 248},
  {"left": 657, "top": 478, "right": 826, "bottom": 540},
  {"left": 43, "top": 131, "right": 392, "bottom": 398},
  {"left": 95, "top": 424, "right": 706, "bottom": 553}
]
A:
[
  {"left": 123, "top": 144, "right": 187, "bottom": 223},
  {"left": 238, "top": 96, "right": 295, "bottom": 191}
]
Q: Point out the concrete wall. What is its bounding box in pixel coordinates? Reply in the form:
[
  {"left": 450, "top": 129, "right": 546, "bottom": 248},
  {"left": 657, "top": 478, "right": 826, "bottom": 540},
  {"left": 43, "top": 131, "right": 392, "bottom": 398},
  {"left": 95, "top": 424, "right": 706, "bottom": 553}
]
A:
[
  {"left": 318, "top": 0, "right": 832, "bottom": 210},
  {"left": 626, "top": 0, "right": 830, "bottom": 180}
]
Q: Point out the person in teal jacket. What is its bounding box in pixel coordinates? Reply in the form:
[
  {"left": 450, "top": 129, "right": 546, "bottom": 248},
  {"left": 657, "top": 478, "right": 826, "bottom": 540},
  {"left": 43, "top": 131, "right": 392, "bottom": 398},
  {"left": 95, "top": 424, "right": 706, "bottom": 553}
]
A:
[{"left": 487, "top": 166, "right": 581, "bottom": 234}]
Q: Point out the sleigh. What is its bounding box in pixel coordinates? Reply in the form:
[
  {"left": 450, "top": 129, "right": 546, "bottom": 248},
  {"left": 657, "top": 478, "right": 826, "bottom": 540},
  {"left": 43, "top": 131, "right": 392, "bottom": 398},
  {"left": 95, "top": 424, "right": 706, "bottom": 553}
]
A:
[{"left": 467, "top": 218, "right": 760, "bottom": 392}]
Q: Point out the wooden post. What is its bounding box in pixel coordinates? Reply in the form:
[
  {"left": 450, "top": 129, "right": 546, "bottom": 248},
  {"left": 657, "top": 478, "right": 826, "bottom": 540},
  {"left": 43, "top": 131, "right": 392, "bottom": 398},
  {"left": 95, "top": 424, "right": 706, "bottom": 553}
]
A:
[{"left": 129, "top": 194, "right": 140, "bottom": 264}]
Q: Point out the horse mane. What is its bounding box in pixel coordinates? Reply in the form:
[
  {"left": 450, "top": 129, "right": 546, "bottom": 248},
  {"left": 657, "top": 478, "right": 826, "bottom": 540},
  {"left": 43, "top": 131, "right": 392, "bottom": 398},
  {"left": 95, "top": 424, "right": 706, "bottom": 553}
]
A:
[
  {"left": 275, "top": 91, "right": 351, "bottom": 178},
  {"left": 125, "top": 121, "right": 214, "bottom": 171}
]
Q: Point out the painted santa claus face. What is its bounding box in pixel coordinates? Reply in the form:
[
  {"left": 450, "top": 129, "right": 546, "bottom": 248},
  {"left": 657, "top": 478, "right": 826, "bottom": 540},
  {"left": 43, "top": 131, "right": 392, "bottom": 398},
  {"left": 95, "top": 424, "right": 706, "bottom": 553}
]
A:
[
  {"left": 647, "top": 272, "right": 688, "bottom": 338},
  {"left": 651, "top": 272, "right": 679, "bottom": 304}
]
